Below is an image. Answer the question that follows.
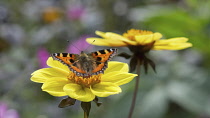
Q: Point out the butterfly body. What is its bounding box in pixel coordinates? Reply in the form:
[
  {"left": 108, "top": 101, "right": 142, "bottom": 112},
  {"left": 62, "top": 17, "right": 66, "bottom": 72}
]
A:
[
  {"left": 73, "top": 51, "right": 96, "bottom": 75},
  {"left": 51, "top": 48, "right": 117, "bottom": 77}
]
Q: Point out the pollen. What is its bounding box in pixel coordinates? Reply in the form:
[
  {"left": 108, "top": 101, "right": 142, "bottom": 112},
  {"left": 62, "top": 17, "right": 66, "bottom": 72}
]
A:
[
  {"left": 67, "top": 72, "right": 101, "bottom": 88},
  {"left": 123, "top": 29, "right": 153, "bottom": 41}
]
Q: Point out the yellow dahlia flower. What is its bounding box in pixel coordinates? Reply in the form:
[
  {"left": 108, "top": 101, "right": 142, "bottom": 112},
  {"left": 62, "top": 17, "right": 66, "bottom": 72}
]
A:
[
  {"left": 86, "top": 29, "right": 192, "bottom": 50},
  {"left": 86, "top": 29, "right": 193, "bottom": 72},
  {"left": 86, "top": 29, "right": 193, "bottom": 117},
  {"left": 31, "top": 57, "right": 137, "bottom": 102}
]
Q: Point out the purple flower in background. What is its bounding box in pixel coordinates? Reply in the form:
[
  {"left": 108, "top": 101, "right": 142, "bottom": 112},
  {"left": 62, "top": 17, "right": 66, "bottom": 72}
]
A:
[
  {"left": 0, "top": 102, "right": 19, "bottom": 118},
  {"left": 67, "top": 35, "right": 93, "bottom": 54},
  {"left": 67, "top": 5, "right": 85, "bottom": 20},
  {"left": 37, "top": 47, "right": 49, "bottom": 68}
]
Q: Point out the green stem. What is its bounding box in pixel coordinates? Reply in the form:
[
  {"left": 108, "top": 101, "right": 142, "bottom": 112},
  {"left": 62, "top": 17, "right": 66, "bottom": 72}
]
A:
[
  {"left": 81, "top": 102, "right": 91, "bottom": 118},
  {"left": 84, "top": 111, "right": 88, "bottom": 118},
  {"left": 128, "top": 60, "right": 141, "bottom": 118}
]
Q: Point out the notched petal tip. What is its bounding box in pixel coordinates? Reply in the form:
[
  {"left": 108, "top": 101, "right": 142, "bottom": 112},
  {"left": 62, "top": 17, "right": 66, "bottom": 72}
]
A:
[
  {"left": 46, "top": 57, "right": 69, "bottom": 73},
  {"left": 105, "top": 61, "right": 129, "bottom": 73},
  {"left": 86, "top": 38, "right": 111, "bottom": 46},
  {"left": 41, "top": 77, "right": 68, "bottom": 96},
  {"left": 151, "top": 32, "right": 163, "bottom": 41},
  {"left": 95, "top": 30, "right": 105, "bottom": 36},
  {"left": 90, "top": 82, "right": 122, "bottom": 97},
  {"left": 101, "top": 71, "right": 137, "bottom": 86},
  {"left": 64, "top": 83, "right": 95, "bottom": 102}
]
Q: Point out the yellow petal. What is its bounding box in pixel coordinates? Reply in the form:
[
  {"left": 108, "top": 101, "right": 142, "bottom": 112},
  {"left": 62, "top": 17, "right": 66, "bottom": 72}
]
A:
[
  {"left": 153, "top": 32, "right": 163, "bottom": 40},
  {"left": 105, "top": 61, "right": 129, "bottom": 74},
  {"left": 105, "top": 32, "right": 137, "bottom": 45},
  {"left": 95, "top": 31, "right": 107, "bottom": 38},
  {"left": 153, "top": 43, "right": 192, "bottom": 50},
  {"left": 31, "top": 68, "right": 69, "bottom": 83},
  {"left": 31, "top": 68, "right": 51, "bottom": 83},
  {"left": 41, "top": 77, "right": 68, "bottom": 96},
  {"left": 153, "top": 37, "right": 192, "bottom": 50},
  {"left": 86, "top": 38, "right": 128, "bottom": 47},
  {"left": 96, "top": 31, "right": 131, "bottom": 42},
  {"left": 87, "top": 31, "right": 137, "bottom": 46},
  {"left": 155, "top": 37, "right": 189, "bottom": 45},
  {"left": 90, "top": 82, "right": 122, "bottom": 97},
  {"left": 47, "top": 57, "right": 69, "bottom": 74},
  {"left": 135, "top": 32, "right": 162, "bottom": 45},
  {"left": 101, "top": 72, "right": 137, "bottom": 85},
  {"left": 63, "top": 83, "right": 95, "bottom": 102}
]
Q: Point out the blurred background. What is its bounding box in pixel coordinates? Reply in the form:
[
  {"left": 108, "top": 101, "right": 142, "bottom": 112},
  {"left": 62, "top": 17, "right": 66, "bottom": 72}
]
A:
[{"left": 0, "top": 0, "right": 210, "bottom": 118}]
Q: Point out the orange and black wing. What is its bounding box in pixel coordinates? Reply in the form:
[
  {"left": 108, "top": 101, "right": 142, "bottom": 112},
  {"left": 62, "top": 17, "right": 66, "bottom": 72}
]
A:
[
  {"left": 51, "top": 53, "right": 86, "bottom": 74},
  {"left": 90, "top": 48, "right": 117, "bottom": 75},
  {"left": 51, "top": 53, "right": 78, "bottom": 66}
]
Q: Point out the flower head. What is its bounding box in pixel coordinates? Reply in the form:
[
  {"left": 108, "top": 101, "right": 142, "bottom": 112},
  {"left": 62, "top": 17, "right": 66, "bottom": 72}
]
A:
[
  {"left": 86, "top": 29, "right": 193, "bottom": 72},
  {"left": 31, "top": 57, "right": 137, "bottom": 102},
  {"left": 86, "top": 29, "right": 192, "bottom": 51}
]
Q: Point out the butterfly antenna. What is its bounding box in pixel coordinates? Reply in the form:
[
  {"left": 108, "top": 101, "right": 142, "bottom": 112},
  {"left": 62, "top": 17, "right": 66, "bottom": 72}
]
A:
[
  {"left": 84, "top": 40, "right": 95, "bottom": 51},
  {"left": 67, "top": 40, "right": 81, "bottom": 52}
]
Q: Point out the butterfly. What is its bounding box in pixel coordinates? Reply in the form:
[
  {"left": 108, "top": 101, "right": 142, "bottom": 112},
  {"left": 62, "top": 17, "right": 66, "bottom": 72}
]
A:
[{"left": 51, "top": 48, "right": 117, "bottom": 77}]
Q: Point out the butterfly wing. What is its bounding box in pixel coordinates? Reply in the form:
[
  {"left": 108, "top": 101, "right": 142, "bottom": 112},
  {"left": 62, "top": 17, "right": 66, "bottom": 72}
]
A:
[
  {"left": 51, "top": 53, "right": 86, "bottom": 74},
  {"left": 51, "top": 48, "right": 117, "bottom": 76},
  {"left": 51, "top": 53, "right": 77, "bottom": 66},
  {"left": 90, "top": 48, "right": 117, "bottom": 74}
]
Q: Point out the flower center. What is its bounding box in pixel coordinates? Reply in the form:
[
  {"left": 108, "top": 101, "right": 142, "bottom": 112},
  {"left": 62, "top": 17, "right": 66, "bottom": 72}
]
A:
[
  {"left": 67, "top": 72, "right": 101, "bottom": 88},
  {"left": 123, "top": 29, "right": 153, "bottom": 41}
]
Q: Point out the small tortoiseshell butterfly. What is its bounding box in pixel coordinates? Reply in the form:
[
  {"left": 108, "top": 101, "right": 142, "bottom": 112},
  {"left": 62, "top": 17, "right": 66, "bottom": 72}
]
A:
[{"left": 51, "top": 48, "right": 117, "bottom": 77}]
